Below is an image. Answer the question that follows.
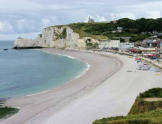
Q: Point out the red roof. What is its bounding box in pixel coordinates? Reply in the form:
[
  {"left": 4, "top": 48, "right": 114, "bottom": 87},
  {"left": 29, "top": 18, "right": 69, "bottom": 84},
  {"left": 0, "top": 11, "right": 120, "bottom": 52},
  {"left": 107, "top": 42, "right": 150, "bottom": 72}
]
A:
[{"left": 146, "top": 54, "right": 157, "bottom": 57}]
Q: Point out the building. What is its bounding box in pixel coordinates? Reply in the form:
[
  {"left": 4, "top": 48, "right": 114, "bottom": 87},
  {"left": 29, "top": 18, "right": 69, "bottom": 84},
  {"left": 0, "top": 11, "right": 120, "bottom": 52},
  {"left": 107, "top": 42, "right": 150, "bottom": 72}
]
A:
[
  {"left": 152, "top": 30, "right": 158, "bottom": 35},
  {"left": 98, "top": 40, "right": 110, "bottom": 49},
  {"left": 88, "top": 16, "right": 95, "bottom": 23},
  {"left": 117, "top": 27, "right": 123, "bottom": 33},
  {"left": 160, "top": 42, "right": 162, "bottom": 58},
  {"left": 142, "top": 39, "right": 162, "bottom": 48},
  {"left": 111, "top": 20, "right": 117, "bottom": 24},
  {"left": 113, "top": 37, "right": 131, "bottom": 42},
  {"left": 120, "top": 42, "right": 134, "bottom": 50},
  {"left": 98, "top": 40, "right": 120, "bottom": 49},
  {"left": 158, "top": 33, "right": 162, "bottom": 36},
  {"left": 139, "top": 47, "right": 157, "bottom": 54}
]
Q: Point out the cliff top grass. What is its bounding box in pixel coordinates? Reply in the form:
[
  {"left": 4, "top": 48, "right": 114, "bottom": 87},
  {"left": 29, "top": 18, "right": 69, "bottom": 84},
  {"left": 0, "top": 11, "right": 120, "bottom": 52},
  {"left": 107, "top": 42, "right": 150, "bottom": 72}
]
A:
[
  {"left": 48, "top": 18, "right": 162, "bottom": 42},
  {"left": 93, "top": 109, "right": 162, "bottom": 124},
  {"left": 93, "top": 88, "right": 162, "bottom": 124},
  {"left": 129, "top": 88, "right": 162, "bottom": 115},
  {"left": 139, "top": 88, "right": 162, "bottom": 98},
  {"left": 68, "top": 22, "right": 109, "bottom": 40},
  {"left": 68, "top": 22, "right": 151, "bottom": 41}
]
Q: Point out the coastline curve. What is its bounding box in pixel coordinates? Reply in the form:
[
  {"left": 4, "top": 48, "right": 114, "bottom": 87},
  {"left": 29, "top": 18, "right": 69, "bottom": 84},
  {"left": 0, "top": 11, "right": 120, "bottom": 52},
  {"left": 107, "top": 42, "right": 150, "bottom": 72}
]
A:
[{"left": 2, "top": 48, "right": 122, "bottom": 124}]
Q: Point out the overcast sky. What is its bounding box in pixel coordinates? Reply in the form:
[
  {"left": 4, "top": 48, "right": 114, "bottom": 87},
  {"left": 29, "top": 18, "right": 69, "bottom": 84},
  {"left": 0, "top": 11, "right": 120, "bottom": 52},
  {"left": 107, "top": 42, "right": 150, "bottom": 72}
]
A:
[{"left": 0, "top": 0, "right": 162, "bottom": 40}]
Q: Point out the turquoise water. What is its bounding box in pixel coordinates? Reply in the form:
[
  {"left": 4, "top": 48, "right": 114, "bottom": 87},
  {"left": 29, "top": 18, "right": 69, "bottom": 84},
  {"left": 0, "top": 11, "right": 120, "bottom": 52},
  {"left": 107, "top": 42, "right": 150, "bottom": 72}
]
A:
[{"left": 0, "top": 41, "right": 86, "bottom": 99}]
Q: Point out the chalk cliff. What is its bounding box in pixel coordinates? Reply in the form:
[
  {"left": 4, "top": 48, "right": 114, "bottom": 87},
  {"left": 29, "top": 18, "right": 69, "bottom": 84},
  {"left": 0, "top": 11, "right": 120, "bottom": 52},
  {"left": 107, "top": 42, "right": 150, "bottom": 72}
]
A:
[{"left": 14, "top": 26, "right": 98, "bottom": 49}]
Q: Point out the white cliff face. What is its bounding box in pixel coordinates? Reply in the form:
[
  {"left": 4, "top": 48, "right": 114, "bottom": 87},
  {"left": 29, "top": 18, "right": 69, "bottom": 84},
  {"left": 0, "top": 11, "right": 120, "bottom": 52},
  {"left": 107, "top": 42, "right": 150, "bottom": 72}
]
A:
[
  {"left": 14, "top": 26, "right": 97, "bottom": 49},
  {"left": 14, "top": 38, "right": 42, "bottom": 48},
  {"left": 53, "top": 27, "right": 86, "bottom": 49},
  {"left": 66, "top": 27, "right": 87, "bottom": 49}
]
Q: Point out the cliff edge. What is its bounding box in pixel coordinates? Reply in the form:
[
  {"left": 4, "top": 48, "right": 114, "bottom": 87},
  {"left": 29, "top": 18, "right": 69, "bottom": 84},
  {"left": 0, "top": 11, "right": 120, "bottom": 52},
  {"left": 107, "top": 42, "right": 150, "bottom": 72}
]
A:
[{"left": 14, "top": 26, "right": 98, "bottom": 50}]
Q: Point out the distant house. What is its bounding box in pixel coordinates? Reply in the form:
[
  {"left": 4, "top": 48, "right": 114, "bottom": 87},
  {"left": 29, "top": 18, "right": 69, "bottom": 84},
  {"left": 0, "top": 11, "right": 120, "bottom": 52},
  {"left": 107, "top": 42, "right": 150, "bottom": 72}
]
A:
[
  {"left": 120, "top": 42, "right": 134, "bottom": 50},
  {"left": 112, "top": 31, "right": 116, "bottom": 33},
  {"left": 111, "top": 27, "right": 123, "bottom": 33},
  {"left": 113, "top": 37, "right": 131, "bottom": 42},
  {"left": 111, "top": 20, "right": 117, "bottom": 24},
  {"left": 160, "top": 42, "right": 162, "bottom": 58},
  {"left": 158, "top": 33, "right": 162, "bottom": 36},
  {"left": 142, "top": 39, "right": 162, "bottom": 48},
  {"left": 139, "top": 47, "right": 158, "bottom": 54},
  {"left": 98, "top": 40, "right": 120, "bottom": 49},
  {"left": 152, "top": 30, "right": 158, "bottom": 35},
  {"left": 88, "top": 16, "right": 95, "bottom": 23},
  {"left": 98, "top": 40, "right": 109, "bottom": 49},
  {"left": 117, "top": 27, "right": 123, "bottom": 33}
]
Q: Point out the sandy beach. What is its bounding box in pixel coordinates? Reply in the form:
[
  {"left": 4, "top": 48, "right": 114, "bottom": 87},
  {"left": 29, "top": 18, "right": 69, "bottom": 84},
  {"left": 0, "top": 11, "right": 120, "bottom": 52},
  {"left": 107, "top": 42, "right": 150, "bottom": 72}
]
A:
[{"left": 1, "top": 48, "right": 162, "bottom": 124}]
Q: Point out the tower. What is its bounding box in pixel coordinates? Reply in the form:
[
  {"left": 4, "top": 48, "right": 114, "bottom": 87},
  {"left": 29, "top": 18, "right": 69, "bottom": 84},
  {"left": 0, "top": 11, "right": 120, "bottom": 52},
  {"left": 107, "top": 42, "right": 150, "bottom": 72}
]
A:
[{"left": 88, "top": 16, "right": 95, "bottom": 23}]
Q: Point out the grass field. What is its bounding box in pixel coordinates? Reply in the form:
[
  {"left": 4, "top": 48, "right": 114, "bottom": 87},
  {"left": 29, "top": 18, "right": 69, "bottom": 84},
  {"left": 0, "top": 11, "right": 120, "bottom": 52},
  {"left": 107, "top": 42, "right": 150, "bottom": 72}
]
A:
[{"left": 93, "top": 88, "right": 162, "bottom": 124}]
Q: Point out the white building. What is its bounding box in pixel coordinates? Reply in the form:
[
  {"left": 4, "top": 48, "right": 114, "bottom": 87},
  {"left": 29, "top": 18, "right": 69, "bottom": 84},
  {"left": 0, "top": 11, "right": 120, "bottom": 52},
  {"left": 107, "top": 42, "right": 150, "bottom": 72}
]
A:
[
  {"left": 99, "top": 40, "right": 120, "bottom": 49},
  {"left": 120, "top": 42, "right": 134, "bottom": 50},
  {"left": 117, "top": 27, "right": 123, "bottom": 32},
  {"left": 160, "top": 42, "right": 162, "bottom": 58}
]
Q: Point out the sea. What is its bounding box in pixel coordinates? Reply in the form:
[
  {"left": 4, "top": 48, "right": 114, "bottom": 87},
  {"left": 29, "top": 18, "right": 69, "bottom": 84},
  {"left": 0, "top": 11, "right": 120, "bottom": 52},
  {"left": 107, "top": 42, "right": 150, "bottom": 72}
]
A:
[{"left": 0, "top": 41, "right": 86, "bottom": 99}]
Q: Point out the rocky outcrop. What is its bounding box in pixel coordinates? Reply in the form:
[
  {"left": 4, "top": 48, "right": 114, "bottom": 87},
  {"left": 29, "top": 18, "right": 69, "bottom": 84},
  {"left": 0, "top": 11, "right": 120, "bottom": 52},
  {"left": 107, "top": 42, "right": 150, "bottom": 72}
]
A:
[
  {"left": 14, "top": 26, "right": 98, "bottom": 50},
  {"left": 14, "top": 38, "right": 42, "bottom": 49}
]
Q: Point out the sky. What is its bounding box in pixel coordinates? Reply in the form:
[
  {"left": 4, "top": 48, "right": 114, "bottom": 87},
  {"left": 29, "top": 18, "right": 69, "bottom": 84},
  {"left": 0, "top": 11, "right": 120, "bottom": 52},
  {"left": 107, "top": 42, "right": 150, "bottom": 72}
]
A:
[{"left": 0, "top": 0, "right": 162, "bottom": 40}]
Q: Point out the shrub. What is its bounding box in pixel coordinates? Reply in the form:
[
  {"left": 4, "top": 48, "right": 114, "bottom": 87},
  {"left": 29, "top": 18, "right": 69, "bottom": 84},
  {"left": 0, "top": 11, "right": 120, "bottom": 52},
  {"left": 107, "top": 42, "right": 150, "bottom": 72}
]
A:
[
  {"left": 0, "top": 106, "right": 19, "bottom": 119},
  {"left": 140, "top": 88, "right": 162, "bottom": 98}
]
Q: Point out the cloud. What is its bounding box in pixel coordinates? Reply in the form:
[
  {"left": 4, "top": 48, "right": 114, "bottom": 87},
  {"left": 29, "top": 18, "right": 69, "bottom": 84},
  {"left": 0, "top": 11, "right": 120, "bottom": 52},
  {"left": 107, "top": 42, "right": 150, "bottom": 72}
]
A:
[
  {"left": 0, "top": 21, "right": 14, "bottom": 33},
  {"left": 0, "top": 0, "right": 162, "bottom": 40},
  {"left": 0, "top": 32, "right": 39, "bottom": 40}
]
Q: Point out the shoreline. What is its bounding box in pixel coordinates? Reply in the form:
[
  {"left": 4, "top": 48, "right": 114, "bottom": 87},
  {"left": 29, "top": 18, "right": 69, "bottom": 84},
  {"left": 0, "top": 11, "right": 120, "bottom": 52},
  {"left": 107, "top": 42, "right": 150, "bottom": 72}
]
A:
[
  {"left": 0, "top": 48, "right": 89, "bottom": 100},
  {"left": 39, "top": 49, "right": 91, "bottom": 84},
  {"left": 21, "top": 49, "right": 90, "bottom": 98},
  {"left": 1, "top": 48, "right": 122, "bottom": 124},
  {"left": 44, "top": 51, "right": 162, "bottom": 124},
  {"left": 1, "top": 48, "right": 162, "bottom": 124}
]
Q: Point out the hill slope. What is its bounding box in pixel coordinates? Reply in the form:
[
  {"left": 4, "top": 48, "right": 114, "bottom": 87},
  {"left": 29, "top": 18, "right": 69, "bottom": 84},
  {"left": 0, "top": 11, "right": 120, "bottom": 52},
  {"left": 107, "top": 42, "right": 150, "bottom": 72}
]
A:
[{"left": 93, "top": 88, "right": 162, "bottom": 124}]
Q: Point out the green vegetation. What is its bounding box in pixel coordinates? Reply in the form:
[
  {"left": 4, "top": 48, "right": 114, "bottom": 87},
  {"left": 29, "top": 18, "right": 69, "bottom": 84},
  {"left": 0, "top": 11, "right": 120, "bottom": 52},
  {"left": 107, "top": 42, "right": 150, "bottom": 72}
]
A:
[
  {"left": 93, "top": 88, "right": 162, "bottom": 124},
  {"left": 139, "top": 88, "right": 162, "bottom": 98},
  {"left": 55, "top": 28, "right": 67, "bottom": 40},
  {"left": 69, "top": 23, "right": 109, "bottom": 40},
  {"left": 68, "top": 18, "right": 162, "bottom": 42},
  {"left": 86, "top": 42, "right": 99, "bottom": 49},
  {"left": 0, "top": 105, "right": 18, "bottom": 119},
  {"left": 116, "top": 18, "right": 162, "bottom": 33},
  {"left": 129, "top": 88, "right": 162, "bottom": 115},
  {"left": 59, "top": 28, "right": 67, "bottom": 39},
  {"left": 130, "top": 34, "right": 150, "bottom": 42},
  {"left": 129, "top": 97, "right": 162, "bottom": 115},
  {"left": 94, "top": 110, "right": 162, "bottom": 124}
]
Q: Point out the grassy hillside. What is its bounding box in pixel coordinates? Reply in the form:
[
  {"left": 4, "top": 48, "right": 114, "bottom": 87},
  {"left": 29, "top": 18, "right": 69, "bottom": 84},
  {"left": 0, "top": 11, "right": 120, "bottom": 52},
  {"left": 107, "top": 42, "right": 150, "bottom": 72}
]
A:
[
  {"left": 93, "top": 88, "right": 162, "bottom": 124},
  {"left": 129, "top": 88, "right": 162, "bottom": 115},
  {"left": 67, "top": 17, "right": 162, "bottom": 42},
  {"left": 69, "top": 23, "right": 109, "bottom": 40},
  {"left": 94, "top": 110, "right": 162, "bottom": 124},
  {"left": 50, "top": 18, "right": 162, "bottom": 42}
]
